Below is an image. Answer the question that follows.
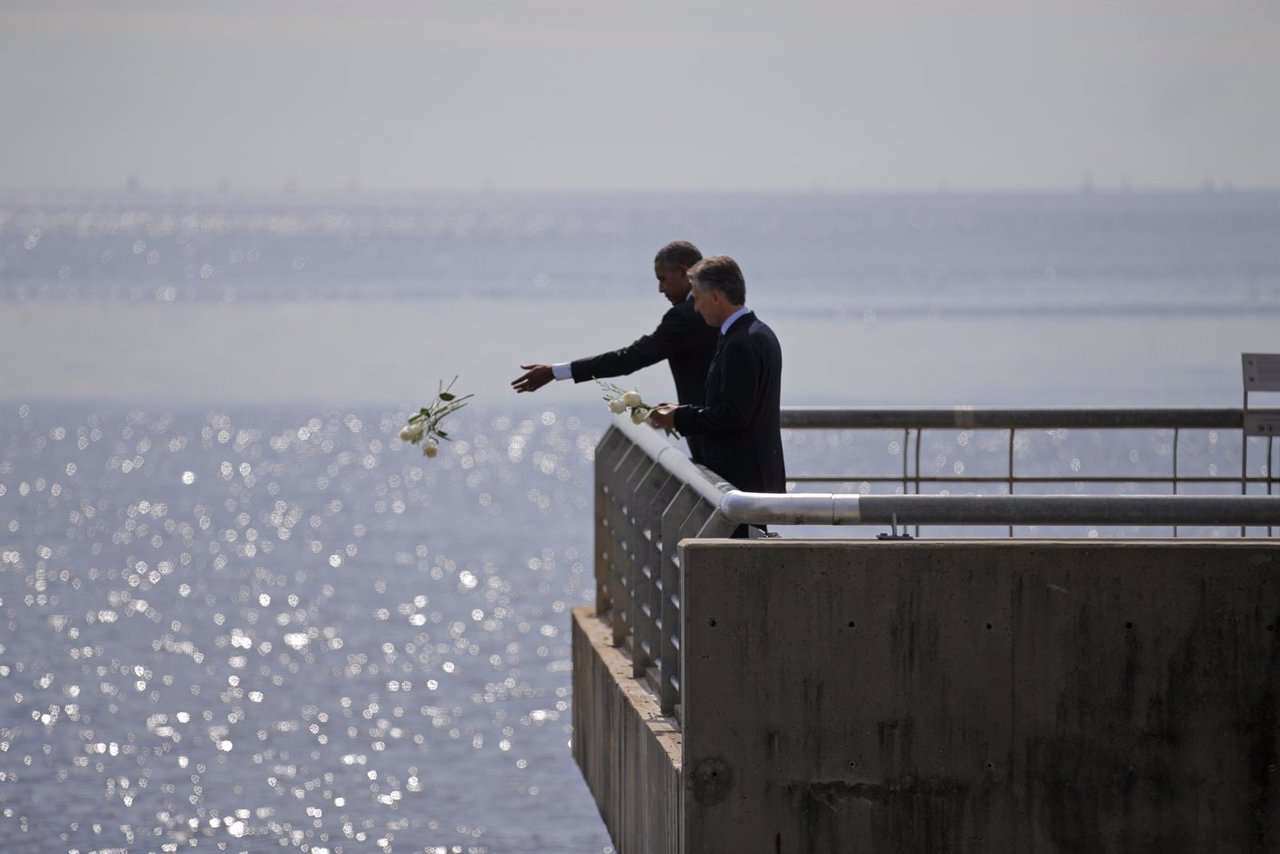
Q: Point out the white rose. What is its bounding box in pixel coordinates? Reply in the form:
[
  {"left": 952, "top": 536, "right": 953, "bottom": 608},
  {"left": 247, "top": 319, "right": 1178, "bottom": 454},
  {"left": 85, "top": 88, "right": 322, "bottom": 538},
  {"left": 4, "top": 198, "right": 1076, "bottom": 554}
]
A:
[
  {"left": 622, "top": 391, "right": 642, "bottom": 408},
  {"left": 400, "top": 422, "right": 424, "bottom": 443},
  {"left": 630, "top": 407, "right": 649, "bottom": 425},
  {"left": 608, "top": 397, "right": 628, "bottom": 414},
  {"left": 423, "top": 438, "right": 439, "bottom": 458}
]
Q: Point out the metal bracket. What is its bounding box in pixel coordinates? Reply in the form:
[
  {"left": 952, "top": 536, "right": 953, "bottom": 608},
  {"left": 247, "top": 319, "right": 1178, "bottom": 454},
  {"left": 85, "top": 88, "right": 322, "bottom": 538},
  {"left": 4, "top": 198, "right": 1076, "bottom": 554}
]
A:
[{"left": 877, "top": 513, "right": 915, "bottom": 541}]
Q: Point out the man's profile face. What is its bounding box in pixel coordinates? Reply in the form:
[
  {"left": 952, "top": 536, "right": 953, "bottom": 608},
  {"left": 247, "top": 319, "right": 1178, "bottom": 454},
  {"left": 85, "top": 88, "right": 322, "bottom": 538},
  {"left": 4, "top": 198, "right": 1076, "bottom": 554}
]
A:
[
  {"left": 655, "top": 263, "right": 692, "bottom": 306},
  {"left": 690, "top": 280, "right": 723, "bottom": 327}
]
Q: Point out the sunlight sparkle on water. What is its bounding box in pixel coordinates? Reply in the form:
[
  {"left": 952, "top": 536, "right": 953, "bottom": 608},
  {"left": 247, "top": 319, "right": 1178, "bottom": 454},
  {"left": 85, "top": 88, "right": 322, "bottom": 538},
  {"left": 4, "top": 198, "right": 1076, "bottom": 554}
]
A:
[{"left": 0, "top": 403, "right": 603, "bottom": 852}]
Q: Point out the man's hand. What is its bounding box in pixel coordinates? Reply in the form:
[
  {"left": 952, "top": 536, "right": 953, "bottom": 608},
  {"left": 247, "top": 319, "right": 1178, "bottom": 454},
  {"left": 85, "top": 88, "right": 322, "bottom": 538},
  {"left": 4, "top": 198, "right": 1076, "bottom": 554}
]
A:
[
  {"left": 511, "top": 364, "right": 554, "bottom": 393},
  {"left": 648, "top": 403, "right": 678, "bottom": 431}
]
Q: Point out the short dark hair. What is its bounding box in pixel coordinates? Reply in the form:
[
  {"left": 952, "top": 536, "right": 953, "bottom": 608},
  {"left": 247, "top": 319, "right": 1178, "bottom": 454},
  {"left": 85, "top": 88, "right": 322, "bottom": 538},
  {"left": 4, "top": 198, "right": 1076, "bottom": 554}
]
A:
[
  {"left": 689, "top": 255, "right": 746, "bottom": 305},
  {"left": 654, "top": 240, "right": 702, "bottom": 270}
]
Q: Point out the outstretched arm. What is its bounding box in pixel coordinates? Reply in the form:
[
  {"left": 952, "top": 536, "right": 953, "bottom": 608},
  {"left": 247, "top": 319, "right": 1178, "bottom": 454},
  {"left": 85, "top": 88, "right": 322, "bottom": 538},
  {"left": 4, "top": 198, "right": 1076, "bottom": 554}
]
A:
[{"left": 569, "top": 305, "right": 691, "bottom": 382}]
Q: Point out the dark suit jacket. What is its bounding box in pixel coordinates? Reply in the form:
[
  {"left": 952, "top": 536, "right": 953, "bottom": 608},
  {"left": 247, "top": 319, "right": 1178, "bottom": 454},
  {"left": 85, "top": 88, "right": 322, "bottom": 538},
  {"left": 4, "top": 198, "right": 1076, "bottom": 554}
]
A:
[
  {"left": 672, "top": 311, "right": 785, "bottom": 494},
  {"left": 570, "top": 299, "right": 719, "bottom": 462},
  {"left": 570, "top": 299, "right": 718, "bottom": 405}
]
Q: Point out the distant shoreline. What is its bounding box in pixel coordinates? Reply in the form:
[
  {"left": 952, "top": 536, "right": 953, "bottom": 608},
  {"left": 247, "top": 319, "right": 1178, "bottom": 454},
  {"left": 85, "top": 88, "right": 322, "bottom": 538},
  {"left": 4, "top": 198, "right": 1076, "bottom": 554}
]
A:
[{"left": 3, "top": 186, "right": 1279, "bottom": 205}]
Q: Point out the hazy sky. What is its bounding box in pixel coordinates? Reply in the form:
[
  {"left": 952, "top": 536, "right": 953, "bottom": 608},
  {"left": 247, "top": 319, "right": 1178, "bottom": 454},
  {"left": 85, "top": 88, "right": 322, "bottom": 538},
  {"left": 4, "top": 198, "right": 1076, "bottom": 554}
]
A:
[{"left": 2, "top": 0, "right": 1277, "bottom": 192}]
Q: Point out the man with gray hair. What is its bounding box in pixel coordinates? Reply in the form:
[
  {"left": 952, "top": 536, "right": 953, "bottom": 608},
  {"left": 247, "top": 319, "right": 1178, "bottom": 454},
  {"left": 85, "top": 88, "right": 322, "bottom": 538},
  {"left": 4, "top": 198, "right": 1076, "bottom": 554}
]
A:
[
  {"left": 511, "top": 240, "right": 719, "bottom": 462},
  {"left": 649, "top": 255, "right": 785, "bottom": 496}
]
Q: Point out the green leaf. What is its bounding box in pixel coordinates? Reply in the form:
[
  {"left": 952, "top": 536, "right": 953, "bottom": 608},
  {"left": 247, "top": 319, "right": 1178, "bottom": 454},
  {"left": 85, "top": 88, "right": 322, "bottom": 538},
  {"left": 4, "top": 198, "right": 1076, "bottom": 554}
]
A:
[{"left": 439, "top": 392, "right": 455, "bottom": 401}]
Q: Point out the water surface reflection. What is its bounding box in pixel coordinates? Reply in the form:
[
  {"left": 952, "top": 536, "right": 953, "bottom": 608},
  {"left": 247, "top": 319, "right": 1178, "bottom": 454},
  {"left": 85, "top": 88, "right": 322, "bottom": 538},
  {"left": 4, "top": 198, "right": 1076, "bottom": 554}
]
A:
[{"left": 0, "top": 403, "right": 609, "bottom": 854}]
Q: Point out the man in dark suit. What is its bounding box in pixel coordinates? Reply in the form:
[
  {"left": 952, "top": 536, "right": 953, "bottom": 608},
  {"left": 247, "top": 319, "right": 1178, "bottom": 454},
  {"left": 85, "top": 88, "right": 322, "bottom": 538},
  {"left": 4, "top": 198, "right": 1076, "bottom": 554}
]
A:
[
  {"left": 648, "top": 255, "right": 785, "bottom": 497},
  {"left": 511, "top": 240, "right": 719, "bottom": 462}
]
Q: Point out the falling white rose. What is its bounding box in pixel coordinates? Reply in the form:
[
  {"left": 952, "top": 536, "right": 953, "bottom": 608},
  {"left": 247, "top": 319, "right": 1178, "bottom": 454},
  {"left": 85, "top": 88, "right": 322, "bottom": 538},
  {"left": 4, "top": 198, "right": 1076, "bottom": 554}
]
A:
[
  {"left": 400, "top": 422, "right": 425, "bottom": 444},
  {"left": 399, "top": 376, "right": 472, "bottom": 461},
  {"left": 621, "top": 390, "right": 642, "bottom": 408},
  {"left": 608, "top": 398, "right": 628, "bottom": 414}
]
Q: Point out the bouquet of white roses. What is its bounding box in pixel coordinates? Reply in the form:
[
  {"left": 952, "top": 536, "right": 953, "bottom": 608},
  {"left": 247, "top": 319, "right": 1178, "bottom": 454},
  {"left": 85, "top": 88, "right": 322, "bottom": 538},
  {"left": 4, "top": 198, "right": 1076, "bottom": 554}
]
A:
[
  {"left": 598, "top": 380, "right": 678, "bottom": 437},
  {"left": 399, "top": 376, "right": 473, "bottom": 458}
]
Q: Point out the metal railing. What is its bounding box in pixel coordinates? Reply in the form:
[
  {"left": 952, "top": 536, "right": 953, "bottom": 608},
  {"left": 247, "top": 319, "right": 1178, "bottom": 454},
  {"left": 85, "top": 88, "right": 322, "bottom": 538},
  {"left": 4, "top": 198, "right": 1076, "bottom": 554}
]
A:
[
  {"left": 593, "top": 406, "right": 1280, "bottom": 718},
  {"left": 594, "top": 419, "right": 735, "bottom": 715},
  {"left": 781, "top": 406, "right": 1277, "bottom": 493},
  {"left": 782, "top": 406, "right": 1278, "bottom": 537}
]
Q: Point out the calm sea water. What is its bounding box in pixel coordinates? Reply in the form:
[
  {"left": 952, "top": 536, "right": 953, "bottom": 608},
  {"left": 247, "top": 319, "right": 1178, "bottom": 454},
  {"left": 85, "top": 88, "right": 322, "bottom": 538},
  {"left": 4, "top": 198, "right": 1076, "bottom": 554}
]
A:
[{"left": 0, "top": 191, "right": 1277, "bottom": 852}]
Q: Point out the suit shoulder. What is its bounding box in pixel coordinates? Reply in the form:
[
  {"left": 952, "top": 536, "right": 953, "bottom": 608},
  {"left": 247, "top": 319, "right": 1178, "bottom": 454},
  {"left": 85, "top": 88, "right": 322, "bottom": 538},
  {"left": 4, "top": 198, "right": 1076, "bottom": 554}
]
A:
[
  {"left": 662, "top": 301, "right": 716, "bottom": 338},
  {"left": 748, "top": 316, "right": 781, "bottom": 343},
  {"left": 666, "top": 301, "right": 702, "bottom": 324},
  {"left": 732, "top": 318, "right": 780, "bottom": 359}
]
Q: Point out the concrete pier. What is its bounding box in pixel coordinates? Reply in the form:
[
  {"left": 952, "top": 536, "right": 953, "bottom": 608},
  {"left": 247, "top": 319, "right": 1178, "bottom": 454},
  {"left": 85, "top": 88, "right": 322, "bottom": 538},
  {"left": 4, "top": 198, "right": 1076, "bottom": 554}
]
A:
[
  {"left": 572, "top": 604, "right": 682, "bottom": 854},
  {"left": 573, "top": 539, "right": 1279, "bottom": 853}
]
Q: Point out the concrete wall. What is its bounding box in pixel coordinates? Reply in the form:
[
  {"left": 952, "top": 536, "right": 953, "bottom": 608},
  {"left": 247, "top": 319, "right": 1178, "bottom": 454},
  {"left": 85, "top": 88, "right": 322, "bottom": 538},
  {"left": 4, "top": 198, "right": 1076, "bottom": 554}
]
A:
[
  {"left": 680, "top": 540, "right": 1279, "bottom": 854},
  {"left": 572, "top": 606, "right": 682, "bottom": 854}
]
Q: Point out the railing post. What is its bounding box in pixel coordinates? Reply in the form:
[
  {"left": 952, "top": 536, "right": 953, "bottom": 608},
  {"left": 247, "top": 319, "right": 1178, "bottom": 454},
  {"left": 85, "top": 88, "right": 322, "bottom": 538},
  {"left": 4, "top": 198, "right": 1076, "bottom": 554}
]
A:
[
  {"left": 638, "top": 470, "right": 681, "bottom": 683},
  {"left": 913, "top": 427, "right": 922, "bottom": 538},
  {"left": 615, "top": 445, "right": 653, "bottom": 650},
  {"left": 1173, "top": 427, "right": 1180, "bottom": 538},
  {"left": 1008, "top": 427, "right": 1016, "bottom": 538},
  {"left": 604, "top": 444, "right": 643, "bottom": 646},
  {"left": 622, "top": 456, "right": 657, "bottom": 673},
  {"left": 901, "top": 427, "right": 909, "bottom": 497},
  {"left": 625, "top": 457, "right": 672, "bottom": 679},
  {"left": 1270, "top": 436, "right": 1277, "bottom": 537},
  {"left": 592, "top": 427, "right": 629, "bottom": 618},
  {"left": 659, "top": 485, "right": 702, "bottom": 716}
]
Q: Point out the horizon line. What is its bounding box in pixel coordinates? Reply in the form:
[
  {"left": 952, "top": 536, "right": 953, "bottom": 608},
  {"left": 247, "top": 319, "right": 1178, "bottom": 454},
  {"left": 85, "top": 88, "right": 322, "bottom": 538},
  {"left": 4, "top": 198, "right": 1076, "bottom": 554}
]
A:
[{"left": 2, "top": 182, "right": 1278, "bottom": 199}]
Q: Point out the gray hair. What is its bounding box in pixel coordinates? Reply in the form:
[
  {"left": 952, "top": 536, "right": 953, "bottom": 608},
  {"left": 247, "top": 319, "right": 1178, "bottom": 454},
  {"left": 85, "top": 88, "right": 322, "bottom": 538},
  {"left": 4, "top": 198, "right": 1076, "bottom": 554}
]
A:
[{"left": 688, "top": 255, "right": 746, "bottom": 305}]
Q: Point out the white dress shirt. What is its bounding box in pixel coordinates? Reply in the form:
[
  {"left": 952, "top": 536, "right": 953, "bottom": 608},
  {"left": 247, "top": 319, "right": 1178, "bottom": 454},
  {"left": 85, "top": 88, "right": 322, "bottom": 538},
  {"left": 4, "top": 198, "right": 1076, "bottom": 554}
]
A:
[{"left": 719, "top": 305, "right": 751, "bottom": 336}]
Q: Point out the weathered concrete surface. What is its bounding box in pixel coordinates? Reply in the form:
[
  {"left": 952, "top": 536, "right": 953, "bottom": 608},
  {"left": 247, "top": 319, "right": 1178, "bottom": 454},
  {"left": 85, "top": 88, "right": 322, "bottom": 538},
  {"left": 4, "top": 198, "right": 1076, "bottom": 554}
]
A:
[
  {"left": 680, "top": 540, "right": 1279, "bottom": 854},
  {"left": 572, "top": 605, "right": 682, "bottom": 854}
]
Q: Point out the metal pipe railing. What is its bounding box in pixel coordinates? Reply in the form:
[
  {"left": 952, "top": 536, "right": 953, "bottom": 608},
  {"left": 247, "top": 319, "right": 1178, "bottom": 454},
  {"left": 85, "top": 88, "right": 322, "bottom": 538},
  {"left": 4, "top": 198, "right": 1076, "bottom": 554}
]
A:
[
  {"left": 779, "top": 406, "right": 1263, "bottom": 430},
  {"left": 621, "top": 413, "right": 732, "bottom": 509},
  {"left": 719, "top": 491, "right": 1280, "bottom": 527},
  {"left": 779, "top": 407, "right": 1280, "bottom": 523},
  {"left": 594, "top": 407, "right": 1279, "bottom": 719}
]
